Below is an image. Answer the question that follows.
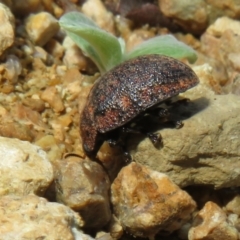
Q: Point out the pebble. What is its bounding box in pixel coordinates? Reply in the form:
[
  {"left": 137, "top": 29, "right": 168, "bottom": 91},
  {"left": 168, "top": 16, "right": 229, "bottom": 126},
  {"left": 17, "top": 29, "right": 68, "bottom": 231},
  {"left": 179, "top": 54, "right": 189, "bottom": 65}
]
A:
[
  {"left": 45, "top": 39, "right": 64, "bottom": 60},
  {"left": 40, "top": 86, "right": 65, "bottom": 113},
  {"left": 189, "top": 201, "right": 239, "bottom": 240},
  {"left": 3, "top": 55, "right": 22, "bottom": 83},
  {"left": 225, "top": 195, "right": 240, "bottom": 216},
  {"left": 0, "top": 119, "right": 34, "bottom": 141},
  {"left": 0, "top": 3, "right": 15, "bottom": 56},
  {"left": 111, "top": 162, "right": 196, "bottom": 238},
  {"left": 35, "top": 134, "right": 65, "bottom": 164},
  {"left": 206, "top": 16, "right": 240, "bottom": 37},
  {"left": 0, "top": 137, "right": 53, "bottom": 196},
  {"left": 25, "top": 11, "right": 59, "bottom": 46},
  {"left": 159, "top": 0, "right": 208, "bottom": 34},
  {"left": 125, "top": 28, "right": 156, "bottom": 52},
  {"left": 201, "top": 16, "right": 240, "bottom": 89},
  {"left": 11, "top": 0, "right": 42, "bottom": 16},
  {"left": 159, "top": 0, "right": 240, "bottom": 35},
  {"left": 62, "top": 36, "right": 91, "bottom": 71},
  {"left": 55, "top": 155, "right": 111, "bottom": 229},
  {"left": 22, "top": 97, "right": 45, "bottom": 112},
  {"left": 82, "top": 0, "right": 116, "bottom": 34}
]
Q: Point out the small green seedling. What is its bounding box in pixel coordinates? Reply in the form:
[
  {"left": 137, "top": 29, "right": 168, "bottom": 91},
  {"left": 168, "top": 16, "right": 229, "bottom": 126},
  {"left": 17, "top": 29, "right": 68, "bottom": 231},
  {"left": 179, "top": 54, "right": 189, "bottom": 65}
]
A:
[{"left": 59, "top": 11, "right": 197, "bottom": 74}]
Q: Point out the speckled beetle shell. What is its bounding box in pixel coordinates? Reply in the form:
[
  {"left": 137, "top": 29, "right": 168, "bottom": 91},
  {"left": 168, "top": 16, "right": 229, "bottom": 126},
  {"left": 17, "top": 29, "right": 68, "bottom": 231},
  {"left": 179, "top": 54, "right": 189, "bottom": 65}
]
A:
[{"left": 80, "top": 54, "right": 199, "bottom": 157}]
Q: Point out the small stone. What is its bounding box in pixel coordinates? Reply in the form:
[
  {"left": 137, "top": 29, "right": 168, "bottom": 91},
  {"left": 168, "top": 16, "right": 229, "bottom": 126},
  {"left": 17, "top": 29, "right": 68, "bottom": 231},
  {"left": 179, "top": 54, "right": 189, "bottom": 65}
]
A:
[
  {"left": 0, "top": 3, "right": 15, "bottom": 56},
  {"left": 40, "top": 86, "right": 65, "bottom": 113},
  {"left": 12, "top": 0, "right": 42, "bottom": 16},
  {"left": 189, "top": 201, "right": 239, "bottom": 240},
  {"left": 55, "top": 155, "right": 111, "bottom": 229},
  {"left": 225, "top": 195, "right": 240, "bottom": 216},
  {"left": 11, "top": 103, "right": 47, "bottom": 131},
  {"left": 33, "top": 46, "right": 49, "bottom": 63},
  {"left": 206, "top": 16, "right": 240, "bottom": 37},
  {"left": 34, "top": 134, "right": 65, "bottom": 164},
  {"left": 159, "top": 1, "right": 240, "bottom": 35},
  {"left": 50, "top": 113, "right": 73, "bottom": 141},
  {"left": 159, "top": 0, "right": 208, "bottom": 34},
  {"left": 0, "top": 120, "right": 34, "bottom": 141},
  {"left": 82, "top": 0, "right": 116, "bottom": 34},
  {"left": 62, "top": 36, "right": 90, "bottom": 71},
  {"left": 62, "top": 68, "right": 83, "bottom": 101},
  {"left": 45, "top": 39, "right": 64, "bottom": 60},
  {"left": 22, "top": 97, "right": 45, "bottom": 112},
  {"left": 25, "top": 11, "right": 59, "bottom": 46},
  {"left": 107, "top": 215, "right": 124, "bottom": 239},
  {"left": 0, "top": 137, "right": 53, "bottom": 197},
  {"left": 228, "top": 53, "right": 240, "bottom": 72},
  {"left": 201, "top": 17, "right": 240, "bottom": 87},
  {"left": 2, "top": 55, "right": 22, "bottom": 83},
  {"left": 111, "top": 162, "right": 196, "bottom": 238},
  {"left": 125, "top": 28, "right": 156, "bottom": 52},
  {"left": 0, "top": 195, "right": 84, "bottom": 240}
]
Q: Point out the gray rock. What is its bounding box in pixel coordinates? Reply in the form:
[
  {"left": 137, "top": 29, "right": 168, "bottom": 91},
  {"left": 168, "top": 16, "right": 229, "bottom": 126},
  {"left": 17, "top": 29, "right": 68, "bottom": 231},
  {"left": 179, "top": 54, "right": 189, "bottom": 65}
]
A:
[{"left": 130, "top": 65, "right": 240, "bottom": 189}]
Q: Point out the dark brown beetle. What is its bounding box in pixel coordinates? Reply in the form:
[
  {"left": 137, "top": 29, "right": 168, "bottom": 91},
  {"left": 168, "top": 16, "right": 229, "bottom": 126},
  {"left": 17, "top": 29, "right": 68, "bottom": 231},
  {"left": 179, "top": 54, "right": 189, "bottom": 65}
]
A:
[{"left": 80, "top": 54, "right": 199, "bottom": 158}]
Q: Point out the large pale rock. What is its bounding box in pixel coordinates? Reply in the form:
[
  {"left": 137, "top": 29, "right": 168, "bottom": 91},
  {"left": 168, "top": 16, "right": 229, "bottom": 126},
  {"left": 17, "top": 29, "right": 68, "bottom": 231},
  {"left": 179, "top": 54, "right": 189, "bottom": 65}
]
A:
[
  {"left": 0, "top": 137, "right": 53, "bottom": 196},
  {"left": 0, "top": 3, "right": 15, "bottom": 56},
  {"left": 0, "top": 195, "right": 87, "bottom": 240},
  {"left": 130, "top": 64, "right": 240, "bottom": 189},
  {"left": 25, "top": 12, "right": 59, "bottom": 46},
  {"left": 55, "top": 155, "right": 111, "bottom": 229},
  {"left": 111, "top": 162, "right": 196, "bottom": 238},
  {"left": 189, "top": 201, "right": 238, "bottom": 240}
]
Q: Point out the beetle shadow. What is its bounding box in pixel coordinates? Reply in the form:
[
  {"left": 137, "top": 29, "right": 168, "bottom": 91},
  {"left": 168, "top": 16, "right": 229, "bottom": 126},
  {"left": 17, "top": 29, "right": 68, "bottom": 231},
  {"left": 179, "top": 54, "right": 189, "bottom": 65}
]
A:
[{"left": 127, "top": 96, "right": 210, "bottom": 152}]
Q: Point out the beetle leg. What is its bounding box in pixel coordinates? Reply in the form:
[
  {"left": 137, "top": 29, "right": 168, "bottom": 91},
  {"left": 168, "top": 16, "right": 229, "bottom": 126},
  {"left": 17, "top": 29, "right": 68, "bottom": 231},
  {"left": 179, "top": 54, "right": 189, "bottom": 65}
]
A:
[
  {"left": 146, "top": 132, "right": 162, "bottom": 145},
  {"left": 107, "top": 138, "right": 118, "bottom": 147},
  {"left": 174, "top": 120, "right": 184, "bottom": 129},
  {"left": 165, "top": 98, "right": 190, "bottom": 106},
  {"left": 107, "top": 135, "right": 132, "bottom": 162},
  {"left": 122, "top": 147, "right": 132, "bottom": 163},
  {"left": 147, "top": 107, "right": 169, "bottom": 119},
  {"left": 121, "top": 126, "right": 162, "bottom": 147},
  {"left": 121, "top": 126, "right": 140, "bottom": 134}
]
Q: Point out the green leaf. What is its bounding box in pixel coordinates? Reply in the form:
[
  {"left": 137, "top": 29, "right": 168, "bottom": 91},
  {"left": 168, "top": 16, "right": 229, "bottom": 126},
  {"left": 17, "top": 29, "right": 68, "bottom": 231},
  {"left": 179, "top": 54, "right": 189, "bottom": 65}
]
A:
[
  {"left": 124, "top": 35, "right": 198, "bottom": 63},
  {"left": 59, "top": 11, "right": 123, "bottom": 73}
]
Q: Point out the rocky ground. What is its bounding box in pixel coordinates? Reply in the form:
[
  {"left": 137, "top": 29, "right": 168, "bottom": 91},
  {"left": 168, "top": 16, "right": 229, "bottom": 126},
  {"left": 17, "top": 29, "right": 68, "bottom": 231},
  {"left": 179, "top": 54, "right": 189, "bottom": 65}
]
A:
[{"left": 0, "top": 0, "right": 240, "bottom": 240}]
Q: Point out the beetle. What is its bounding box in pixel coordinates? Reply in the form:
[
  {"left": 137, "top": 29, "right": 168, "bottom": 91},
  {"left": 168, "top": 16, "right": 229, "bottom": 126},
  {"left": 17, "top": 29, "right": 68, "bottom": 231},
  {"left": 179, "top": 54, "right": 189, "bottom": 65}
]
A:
[{"left": 80, "top": 54, "right": 199, "bottom": 158}]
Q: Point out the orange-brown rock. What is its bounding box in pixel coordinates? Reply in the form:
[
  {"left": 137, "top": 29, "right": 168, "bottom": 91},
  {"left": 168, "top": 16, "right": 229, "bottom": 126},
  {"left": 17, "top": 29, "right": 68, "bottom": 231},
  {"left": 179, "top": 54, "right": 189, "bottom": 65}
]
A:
[
  {"left": 189, "top": 201, "right": 238, "bottom": 240},
  {"left": 111, "top": 162, "right": 196, "bottom": 238}
]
